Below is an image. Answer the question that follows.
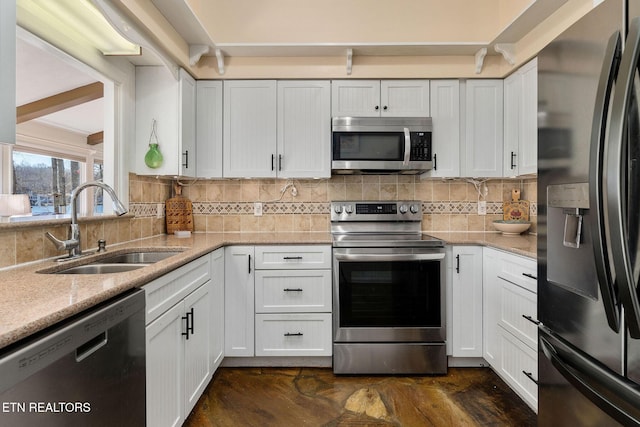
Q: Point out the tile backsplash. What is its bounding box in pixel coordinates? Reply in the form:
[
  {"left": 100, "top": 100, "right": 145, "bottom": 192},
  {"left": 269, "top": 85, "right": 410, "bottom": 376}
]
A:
[
  {"left": 2, "top": 173, "right": 536, "bottom": 269},
  {"left": 176, "top": 175, "right": 538, "bottom": 234}
]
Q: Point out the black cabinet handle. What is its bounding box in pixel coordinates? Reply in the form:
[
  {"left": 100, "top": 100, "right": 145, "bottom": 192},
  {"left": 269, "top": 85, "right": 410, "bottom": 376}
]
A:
[
  {"left": 455, "top": 254, "right": 460, "bottom": 273},
  {"left": 188, "top": 308, "right": 194, "bottom": 334},
  {"left": 284, "top": 332, "right": 303, "bottom": 337},
  {"left": 383, "top": 105, "right": 388, "bottom": 110},
  {"left": 181, "top": 313, "right": 190, "bottom": 340},
  {"left": 375, "top": 105, "right": 379, "bottom": 110},
  {"left": 284, "top": 288, "right": 303, "bottom": 292},
  {"left": 522, "top": 273, "right": 537, "bottom": 280},
  {"left": 523, "top": 370, "right": 538, "bottom": 385},
  {"left": 248, "top": 254, "right": 252, "bottom": 274},
  {"left": 271, "top": 154, "right": 275, "bottom": 171},
  {"left": 522, "top": 314, "right": 541, "bottom": 325},
  {"left": 510, "top": 151, "right": 517, "bottom": 169},
  {"left": 182, "top": 150, "right": 189, "bottom": 169},
  {"left": 279, "top": 154, "right": 282, "bottom": 171},
  {"left": 283, "top": 256, "right": 303, "bottom": 260},
  {"left": 434, "top": 153, "right": 437, "bottom": 170}
]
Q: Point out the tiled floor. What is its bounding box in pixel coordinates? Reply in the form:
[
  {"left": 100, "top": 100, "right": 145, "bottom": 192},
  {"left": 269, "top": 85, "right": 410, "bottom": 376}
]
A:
[{"left": 185, "top": 367, "right": 536, "bottom": 426}]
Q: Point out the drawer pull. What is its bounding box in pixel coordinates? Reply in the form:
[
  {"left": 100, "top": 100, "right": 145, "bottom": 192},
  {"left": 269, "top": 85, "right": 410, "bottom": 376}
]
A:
[
  {"left": 283, "top": 256, "right": 303, "bottom": 260},
  {"left": 284, "top": 332, "right": 303, "bottom": 337},
  {"left": 522, "top": 272, "right": 537, "bottom": 280},
  {"left": 523, "top": 370, "right": 539, "bottom": 385},
  {"left": 284, "top": 288, "right": 303, "bottom": 292},
  {"left": 522, "top": 314, "right": 541, "bottom": 325}
]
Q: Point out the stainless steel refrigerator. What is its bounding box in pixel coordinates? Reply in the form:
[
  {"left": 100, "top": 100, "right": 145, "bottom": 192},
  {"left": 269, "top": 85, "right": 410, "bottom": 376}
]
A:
[{"left": 538, "top": 0, "right": 640, "bottom": 425}]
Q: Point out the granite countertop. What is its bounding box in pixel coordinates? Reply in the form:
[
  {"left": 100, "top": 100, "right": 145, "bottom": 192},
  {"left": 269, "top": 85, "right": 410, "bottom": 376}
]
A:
[
  {"left": 0, "top": 232, "right": 331, "bottom": 350},
  {"left": 0, "top": 231, "right": 536, "bottom": 351},
  {"left": 428, "top": 232, "right": 537, "bottom": 259}
]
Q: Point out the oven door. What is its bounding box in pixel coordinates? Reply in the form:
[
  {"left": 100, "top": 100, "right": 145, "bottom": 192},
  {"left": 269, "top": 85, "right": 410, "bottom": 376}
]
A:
[{"left": 333, "top": 247, "right": 446, "bottom": 343}]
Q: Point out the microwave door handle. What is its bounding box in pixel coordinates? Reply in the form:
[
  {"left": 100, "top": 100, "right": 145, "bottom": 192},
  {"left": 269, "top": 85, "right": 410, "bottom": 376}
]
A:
[
  {"left": 589, "top": 30, "right": 622, "bottom": 332},
  {"left": 403, "top": 128, "right": 411, "bottom": 165},
  {"left": 607, "top": 16, "right": 640, "bottom": 338}
]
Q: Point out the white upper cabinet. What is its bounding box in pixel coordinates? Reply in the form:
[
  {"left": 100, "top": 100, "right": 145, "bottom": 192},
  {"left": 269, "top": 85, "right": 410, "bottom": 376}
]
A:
[
  {"left": 519, "top": 58, "right": 538, "bottom": 176},
  {"left": 0, "top": 1, "right": 15, "bottom": 145},
  {"left": 223, "top": 80, "right": 277, "bottom": 178},
  {"left": 332, "top": 80, "right": 430, "bottom": 117},
  {"left": 462, "top": 80, "right": 504, "bottom": 177},
  {"left": 426, "top": 80, "right": 460, "bottom": 178},
  {"left": 503, "top": 57, "right": 538, "bottom": 176},
  {"left": 223, "top": 80, "right": 331, "bottom": 179},
  {"left": 277, "top": 81, "right": 331, "bottom": 178},
  {"left": 135, "top": 66, "right": 196, "bottom": 177},
  {"left": 196, "top": 81, "right": 223, "bottom": 178}
]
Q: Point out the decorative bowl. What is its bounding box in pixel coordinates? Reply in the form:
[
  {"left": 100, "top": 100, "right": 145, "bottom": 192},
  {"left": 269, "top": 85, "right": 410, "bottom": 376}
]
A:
[{"left": 493, "top": 220, "right": 531, "bottom": 235}]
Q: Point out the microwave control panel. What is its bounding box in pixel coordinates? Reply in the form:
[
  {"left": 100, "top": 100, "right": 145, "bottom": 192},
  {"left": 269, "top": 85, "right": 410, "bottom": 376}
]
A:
[{"left": 410, "top": 132, "right": 431, "bottom": 161}]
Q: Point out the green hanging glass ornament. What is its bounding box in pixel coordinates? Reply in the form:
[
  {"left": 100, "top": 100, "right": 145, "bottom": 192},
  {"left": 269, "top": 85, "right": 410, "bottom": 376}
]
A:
[{"left": 144, "top": 119, "right": 163, "bottom": 169}]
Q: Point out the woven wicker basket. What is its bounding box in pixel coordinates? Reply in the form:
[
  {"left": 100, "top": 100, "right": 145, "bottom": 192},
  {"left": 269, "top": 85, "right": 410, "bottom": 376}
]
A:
[{"left": 165, "top": 183, "right": 193, "bottom": 233}]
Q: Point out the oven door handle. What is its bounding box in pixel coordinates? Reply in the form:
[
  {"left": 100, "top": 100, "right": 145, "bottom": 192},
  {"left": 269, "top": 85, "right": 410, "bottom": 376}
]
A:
[{"left": 334, "top": 253, "right": 445, "bottom": 262}]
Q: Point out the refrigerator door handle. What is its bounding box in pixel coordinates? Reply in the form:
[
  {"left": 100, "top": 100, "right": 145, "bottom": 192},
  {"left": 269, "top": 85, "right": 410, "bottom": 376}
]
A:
[
  {"left": 539, "top": 326, "right": 640, "bottom": 426},
  {"left": 589, "top": 30, "right": 622, "bottom": 332},
  {"left": 607, "top": 17, "right": 640, "bottom": 338}
]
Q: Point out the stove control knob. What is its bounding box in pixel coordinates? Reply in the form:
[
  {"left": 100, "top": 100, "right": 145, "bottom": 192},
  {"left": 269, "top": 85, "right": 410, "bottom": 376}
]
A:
[
  {"left": 410, "top": 204, "right": 420, "bottom": 214},
  {"left": 399, "top": 204, "right": 408, "bottom": 214},
  {"left": 345, "top": 204, "right": 354, "bottom": 214},
  {"left": 334, "top": 205, "right": 343, "bottom": 214}
]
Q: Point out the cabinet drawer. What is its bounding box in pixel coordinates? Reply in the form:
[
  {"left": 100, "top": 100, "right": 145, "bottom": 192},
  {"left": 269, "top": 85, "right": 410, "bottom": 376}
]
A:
[
  {"left": 497, "top": 252, "right": 537, "bottom": 293},
  {"left": 254, "top": 245, "right": 331, "bottom": 269},
  {"left": 255, "top": 270, "right": 332, "bottom": 313},
  {"left": 255, "top": 313, "right": 332, "bottom": 356},
  {"left": 143, "top": 255, "right": 211, "bottom": 325},
  {"left": 498, "top": 278, "right": 538, "bottom": 350},
  {"left": 497, "top": 326, "right": 538, "bottom": 412}
]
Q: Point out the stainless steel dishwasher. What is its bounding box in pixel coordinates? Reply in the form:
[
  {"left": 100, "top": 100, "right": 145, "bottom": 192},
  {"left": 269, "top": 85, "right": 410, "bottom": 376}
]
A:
[{"left": 0, "top": 288, "right": 146, "bottom": 426}]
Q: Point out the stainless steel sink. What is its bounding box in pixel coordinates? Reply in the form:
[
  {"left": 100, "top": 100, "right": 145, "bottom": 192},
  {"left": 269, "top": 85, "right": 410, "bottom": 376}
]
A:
[
  {"left": 54, "top": 264, "right": 147, "bottom": 275},
  {"left": 94, "top": 251, "right": 184, "bottom": 264},
  {"left": 40, "top": 249, "right": 186, "bottom": 274}
]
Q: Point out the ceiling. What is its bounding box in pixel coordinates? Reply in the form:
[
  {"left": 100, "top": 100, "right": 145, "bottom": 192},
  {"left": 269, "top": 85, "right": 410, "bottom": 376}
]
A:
[{"left": 16, "top": 36, "right": 104, "bottom": 137}]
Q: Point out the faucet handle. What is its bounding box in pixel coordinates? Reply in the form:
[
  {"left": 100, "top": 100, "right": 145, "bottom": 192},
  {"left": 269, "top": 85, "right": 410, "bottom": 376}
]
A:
[{"left": 45, "top": 232, "right": 79, "bottom": 251}]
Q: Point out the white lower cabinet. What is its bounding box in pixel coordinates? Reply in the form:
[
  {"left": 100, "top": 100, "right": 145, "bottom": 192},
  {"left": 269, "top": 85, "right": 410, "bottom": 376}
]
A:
[
  {"left": 483, "top": 247, "right": 538, "bottom": 412},
  {"left": 144, "top": 255, "right": 213, "bottom": 427},
  {"left": 209, "top": 248, "right": 225, "bottom": 371},
  {"left": 255, "top": 313, "right": 332, "bottom": 356},
  {"left": 225, "top": 245, "right": 332, "bottom": 359},
  {"left": 449, "top": 245, "right": 484, "bottom": 358}
]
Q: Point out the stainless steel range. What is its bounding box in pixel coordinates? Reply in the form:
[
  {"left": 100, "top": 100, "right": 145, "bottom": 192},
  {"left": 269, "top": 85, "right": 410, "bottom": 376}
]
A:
[{"left": 331, "top": 200, "right": 447, "bottom": 375}]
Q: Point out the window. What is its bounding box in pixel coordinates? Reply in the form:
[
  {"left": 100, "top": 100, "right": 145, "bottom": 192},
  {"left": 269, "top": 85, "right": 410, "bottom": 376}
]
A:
[{"left": 12, "top": 151, "right": 106, "bottom": 215}]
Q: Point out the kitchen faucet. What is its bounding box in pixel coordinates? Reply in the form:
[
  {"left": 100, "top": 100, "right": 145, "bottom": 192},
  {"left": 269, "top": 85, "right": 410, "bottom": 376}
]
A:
[{"left": 45, "top": 181, "right": 127, "bottom": 260}]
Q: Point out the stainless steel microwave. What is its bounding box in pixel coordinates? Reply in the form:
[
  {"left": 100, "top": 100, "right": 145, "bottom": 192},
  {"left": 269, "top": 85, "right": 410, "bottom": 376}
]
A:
[{"left": 331, "top": 117, "right": 433, "bottom": 174}]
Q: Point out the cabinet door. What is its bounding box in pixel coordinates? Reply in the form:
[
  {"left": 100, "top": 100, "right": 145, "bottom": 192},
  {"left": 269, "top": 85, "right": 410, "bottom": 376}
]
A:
[
  {"left": 381, "top": 80, "right": 430, "bottom": 117},
  {"left": 224, "top": 246, "right": 255, "bottom": 356},
  {"left": 519, "top": 58, "right": 538, "bottom": 175},
  {"left": 210, "top": 248, "right": 225, "bottom": 371},
  {"left": 179, "top": 69, "right": 196, "bottom": 177},
  {"left": 223, "top": 81, "right": 277, "bottom": 177},
  {"left": 0, "top": 0, "right": 15, "bottom": 145},
  {"left": 427, "top": 80, "right": 460, "bottom": 178},
  {"left": 497, "top": 326, "right": 538, "bottom": 411},
  {"left": 146, "top": 302, "right": 184, "bottom": 427},
  {"left": 451, "top": 246, "right": 483, "bottom": 357},
  {"left": 331, "top": 80, "right": 381, "bottom": 117},
  {"left": 135, "top": 66, "right": 195, "bottom": 177},
  {"left": 277, "top": 81, "right": 331, "bottom": 178},
  {"left": 463, "top": 80, "right": 504, "bottom": 177},
  {"left": 196, "top": 81, "right": 223, "bottom": 178},
  {"left": 482, "top": 248, "right": 501, "bottom": 367},
  {"left": 184, "top": 283, "right": 211, "bottom": 416},
  {"left": 503, "top": 71, "right": 521, "bottom": 176}
]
